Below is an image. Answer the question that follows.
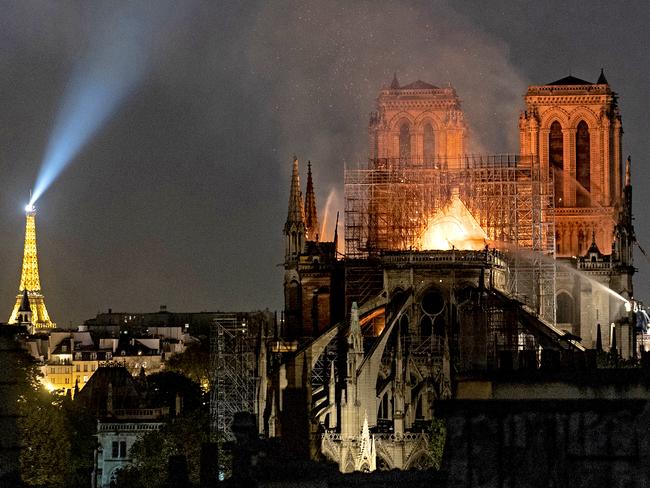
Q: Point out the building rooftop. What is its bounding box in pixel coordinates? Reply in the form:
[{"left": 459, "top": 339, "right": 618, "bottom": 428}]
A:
[
  {"left": 400, "top": 80, "right": 439, "bottom": 90},
  {"left": 546, "top": 75, "right": 593, "bottom": 86},
  {"left": 75, "top": 365, "right": 148, "bottom": 418}
]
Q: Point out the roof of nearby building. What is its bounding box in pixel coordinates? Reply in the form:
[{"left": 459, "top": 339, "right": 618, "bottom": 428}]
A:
[
  {"left": 546, "top": 75, "right": 593, "bottom": 86},
  {"left": 401, "top": 80, "right": 439, "bottom": 89},
  {"left": 116, "top": 334, "right": 159, "bottom": 356},
  {"left": 51, "top": 340, "right": 73, "bottom": 355},
  {"left": 75, "top": 365, "right": 147, "bottom": 417}
]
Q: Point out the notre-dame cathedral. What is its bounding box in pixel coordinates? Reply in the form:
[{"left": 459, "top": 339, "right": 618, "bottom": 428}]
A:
[{"left": 267, "top": 71, "right": 636, "bottom": 472}]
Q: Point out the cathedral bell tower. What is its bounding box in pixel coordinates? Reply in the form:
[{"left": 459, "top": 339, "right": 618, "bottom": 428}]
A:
[
  {"left": 369, "top": 74, "right": 467, "bottom": 168},
  {"left": 519, "top": 70, "right": 622, "bottom": 256},
  {"left": 282, "top": 157, "right": 342, "bottom": 340},
  {"left": 9, "top": 204, "right": 55, "bottom": 332}
]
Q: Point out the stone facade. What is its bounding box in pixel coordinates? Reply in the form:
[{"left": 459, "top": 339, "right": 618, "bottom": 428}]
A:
[
  {"left": 519, "top": 73, "right": 622, "bottom": 257},
  {"left": 95, "top": 414, "right": 165, "bottom": 487},
  {"left": 270, "top": 74, "right": 637, "bottom": 477},
  {"left": 519, "top": 72, "right": 634, "bottom": 352},
  {"left": 441, "top": 370, "right": 650, "bottom": 487},
  {"left": 369, "top": 76, "right": 467, "bottom": 164}
]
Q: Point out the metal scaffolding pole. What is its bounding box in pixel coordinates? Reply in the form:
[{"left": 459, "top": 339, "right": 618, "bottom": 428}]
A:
[{"left": 210, "top": 313, "right": 256, "bottom": 442}]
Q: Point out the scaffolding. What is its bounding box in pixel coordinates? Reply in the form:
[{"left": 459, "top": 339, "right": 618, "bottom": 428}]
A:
[
  {"left": 210, "top": 313, "right": 257, "bottom": 443},
  {"left": 344, "top": 155, "right": 556, "bottom": 323}
]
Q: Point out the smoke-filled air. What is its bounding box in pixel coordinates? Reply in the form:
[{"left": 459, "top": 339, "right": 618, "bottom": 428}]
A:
[
  {"left": 242, "top": 0, "right": 529, "bottom": 203},
  {"left": 2, "top": 0, "right": 648, "bottom": 325}
]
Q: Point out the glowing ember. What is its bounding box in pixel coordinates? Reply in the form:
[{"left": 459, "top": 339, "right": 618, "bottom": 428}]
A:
[{"left": 420, "top": 193, "right": 487, "bottom": 250}]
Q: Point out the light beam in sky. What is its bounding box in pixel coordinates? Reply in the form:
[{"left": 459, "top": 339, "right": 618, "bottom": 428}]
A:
[{"left": 29, "top": 6, "right": 160, "bottom": 206}]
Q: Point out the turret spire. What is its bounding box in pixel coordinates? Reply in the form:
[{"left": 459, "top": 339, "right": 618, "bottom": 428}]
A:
[
  {"left": 625, "top": 155, "right": 631, "bottom": 187},
  {"left": 284, "top": 156, "right": 306, "bottom": 263},
  {"left": 597, "top": 68, "right": 608, "bottom": 85},
  {"left": 286, "top": 156, "right": 305, "bottom": 228},
  {"left": 9, "top": 205, "right": 55, "bottom": 330},
  {"left": 304, "top": 161, "right": 319, "bottom": 241},
  {"left": 390, "top": 72, "right": 400, "bottom": 89}
]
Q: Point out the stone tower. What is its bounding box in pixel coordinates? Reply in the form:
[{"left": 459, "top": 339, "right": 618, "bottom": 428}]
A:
[
  {"left": 519, "top": 70, "right": 622, "bottom": 256},
  {"left": 282, "top": 157, "right": 343, "bottom": 340},
  {"left": 283, "top": 157, "right": 306, "bottom": 338},
  {"left": 9, "top": 204, "right": 55, "bottom": 332},
  {"left": 284, "top": 156, "right": 306, "bottom": 264},
  {"left": 520, "top": 71, "right": 634, "bottom": 350},
  {"left": 369, "top": 74, "right": 467, "bottom": 166}
]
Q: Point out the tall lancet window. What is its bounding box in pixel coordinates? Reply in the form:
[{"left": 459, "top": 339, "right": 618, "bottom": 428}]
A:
[
  {"left": 423, "top": 123, "right": 435, "bottom": 164},
  {"left": 576, "top": 121, "right": 591, "bottom": 207},
  {"left": 549, "top": 121, "right": 564, "bottom": 207},
  {"left": 399, "top": 123, "right": 411, "bottom": 162}
]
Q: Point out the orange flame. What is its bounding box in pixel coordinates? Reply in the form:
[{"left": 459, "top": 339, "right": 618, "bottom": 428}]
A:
[{"left": 420, "top": 194, "right": 487, "bottom": 251}]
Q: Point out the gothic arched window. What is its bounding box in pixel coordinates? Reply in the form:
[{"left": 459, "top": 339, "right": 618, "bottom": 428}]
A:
[
  {"left": 549, "top": 121, "right": 564, "bottom": 207},
  {"left": 399, "top": 122, "right": 411, "bottom": 162},
  {"left": 423, "top": 123, "right": 435, "bottom": 164},
  {"left": 576, "top": 121, "right": 591, "bottom": 207},
  {"left": 556, "top": 292, "right": 574, "bottom": 325},
  {"left": 420, "top": 315, "right": 432, "bottom": 337}
]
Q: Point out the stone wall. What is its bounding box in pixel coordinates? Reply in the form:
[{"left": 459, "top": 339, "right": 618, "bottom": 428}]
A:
[{"left": 438, "top": 398, "right": 650, "bottom": 488}]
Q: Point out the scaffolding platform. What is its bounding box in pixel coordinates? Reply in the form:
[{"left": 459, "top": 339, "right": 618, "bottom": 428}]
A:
[{"left": 344, "top": 155, "right": 556, "bottom": 323}]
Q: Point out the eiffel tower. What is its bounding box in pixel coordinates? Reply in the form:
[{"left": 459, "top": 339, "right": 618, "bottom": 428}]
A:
[{"left": 8, "top": 204, "right": 55, "bottom": 331}]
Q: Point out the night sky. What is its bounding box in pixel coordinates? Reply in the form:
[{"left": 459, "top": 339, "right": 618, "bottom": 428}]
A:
[{"left": 1, "top": 1, "right": 649, "bottom": 327}]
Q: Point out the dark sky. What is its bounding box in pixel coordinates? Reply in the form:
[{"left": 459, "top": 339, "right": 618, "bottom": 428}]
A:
[{"left": 1, "top": 1, "right": 649, "bottom": 327}]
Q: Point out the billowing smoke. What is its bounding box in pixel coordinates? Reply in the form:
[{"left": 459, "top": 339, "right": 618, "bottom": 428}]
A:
[
  {"left": 242, "top": 0, "right": 529, "bottom": 215},
  {"left": 0, "top": 0, "right": 538, "bottom": 323}
]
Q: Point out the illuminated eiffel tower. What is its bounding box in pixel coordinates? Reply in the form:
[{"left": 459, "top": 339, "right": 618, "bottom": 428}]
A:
[{"left": 8, "top": 204, "right": 55, "bottom": 331}]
